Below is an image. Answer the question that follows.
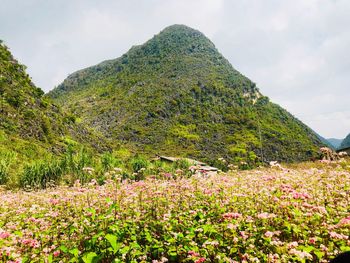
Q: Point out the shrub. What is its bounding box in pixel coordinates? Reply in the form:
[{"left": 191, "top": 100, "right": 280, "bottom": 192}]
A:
[
  {"left": 130, "top": 156, "right": 149, "bottom": 173},
  {"left": 173, "top": 158, "right": 191, "bottom": 170},
  {"left": 101, "top": 152, "right": 122, "bottom": 171}
]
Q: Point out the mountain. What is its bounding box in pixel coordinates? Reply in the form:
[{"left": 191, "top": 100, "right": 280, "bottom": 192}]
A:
[
  {"left": 0, "top": 41, "right": 110, "bottom": 162},
  {"left": 314, "top": 133, "right": 335, "bottom": 150},
  {"left": 339, "top": 134, "right": 350, "bottom": 149},
  {"left": 327, "top": 138, "right": 343, "bottom": 149},
  {"left": 48, "top": 24, "right": 324, "bottom": 164}
]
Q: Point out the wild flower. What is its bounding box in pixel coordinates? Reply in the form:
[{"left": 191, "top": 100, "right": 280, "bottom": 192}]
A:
[
  {"left": 309, "top": 237, "right": 317, "bottom": 244},
  {"left": 330, "top": 231, "right": 348, "bottom": 240},
  {"left": 188, "top": 251, "right": 200, "bottom": 257},
  {"left": 0, "top": 231, "right": 10, "bottom": 239},
  {"left": 289, "top": 249, "right": 313, "bottom": 260},
  {"left": 0, "top": 161, "right": 349, "bottom": 261},
  {"left": 195, "top": 258, "right": 206, "bottom": 263},
  {"left": 222, "top": 212, "right": 242, "bottom": 220},
  {"left": 338, "top": 215, "right": 350, "bottom": 226},
  {"left": 257, "top": 212, "right": 276, "bottom": 219},
  {"left": 264, "top": 231, "right": 274, "bottom": 238}
]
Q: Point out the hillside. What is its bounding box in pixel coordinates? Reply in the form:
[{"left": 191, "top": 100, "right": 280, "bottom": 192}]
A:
[
  {"left": 315, "top": 134, "right": 335, "bottom": 150},
  {"left": 0, "top": 41, "right": 110, "bottom": 162},
  {"left": 327, "top": 138, "right": 343, "bottom": 149},
  {"left": 48, "top": 24, "right": 324, "bottom": 164},
  {"left": 339, "top": 133, "right": 350, "bottom": 149}
]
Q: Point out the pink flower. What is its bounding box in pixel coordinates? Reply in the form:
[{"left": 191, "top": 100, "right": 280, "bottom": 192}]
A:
[
  {"left": 287, "top": 241, "right": 299, "bottom": 249},
  {"left": 257, "top": 213, "right": 276, "bottom": 219},
  {"left": 330, "top": 231, "right": 348, "bottom": 240},
  {"left": 264, "top": 231, "right": 274, "bottom": 238},
  {"left": 49, "top": 198, "right": 59, "bottom": 205},
  {"left": 0, "top": 231, "right": 10, "bottom": 239},
  {"left": 240, "top": 231, "right": 249, "bottom": 240},
  {"left": 195, "top": 258, "right": 206, "bottom": 263},
  {"left": 53, "top": 250, "right": 60, "bottom": 257},
  {"left": 338, "top": 216, "right": 350, "bottom": 226},
  {"left": 163, "top": 173, "right": 172, "bottom": 179},
  {"left": 188, "top": 251, "right": 200, "bottom": 257},
  {"left": 222, "top": 212, "right": 242, "bottom": 220},
  {"left": 309, "top": 237, "right": 316, "bottom": 244}
]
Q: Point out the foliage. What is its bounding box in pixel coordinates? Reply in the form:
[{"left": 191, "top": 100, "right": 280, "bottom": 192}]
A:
[
  {"left": 20, "top": 158, "right": 64, "bottom": 189},
  {"left": 0, "top": 42, "right": 114, "bottom": 182},
  {"left": 1, "top": 161, "right": 350, "bottom": 262},
  {"left": 0, "top": 152, "right": 16, "bottom": 184},
  {"left": 101, "top": 152, "right": 122, "bottom": 171}
]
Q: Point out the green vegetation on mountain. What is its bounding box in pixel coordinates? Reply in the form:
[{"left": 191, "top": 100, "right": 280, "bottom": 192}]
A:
[
  {"left": 339, "top": 133, "right": 350, "bottom": 149},
  {"left": 0, "top": 41, "right": 113, "bottom": 184},
  {"left": 315, "top": 134, "right": 335, "bottom": 150},
  {"left": 48, "top": 25, "right": 324, "bottom": 164}
]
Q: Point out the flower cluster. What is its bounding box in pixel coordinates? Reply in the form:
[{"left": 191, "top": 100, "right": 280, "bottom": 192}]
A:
[{"left": 0, "top": 161, "right": 349, "bottom": 262}]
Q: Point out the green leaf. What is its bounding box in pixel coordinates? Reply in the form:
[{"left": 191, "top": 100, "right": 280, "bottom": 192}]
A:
[
  {"left": 82, "top": 252, "right": 98, "bottom": 263},
  {"left": 105, "top": 234, "right": 120, "bottom": 252},
  {"left": 301, "top": 245, "right": 314, "bottom": 253},
  {"left": 340, "top": 246, "right": 350, "bottom": 252},
  {"left": 120, "top": 246, "right": 130, "bottom": 255},
  {"left": 314, "top": 250, "right": 324, "bottom": 259},
  {"left": 69, "top": 248, "right": 79, "bottom": 257},
  {"left": 59, "top": 245, "right": 68, "bottom": 253}
]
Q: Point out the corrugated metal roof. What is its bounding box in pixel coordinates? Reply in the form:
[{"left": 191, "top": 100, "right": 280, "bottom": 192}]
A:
[
  {"left": 198, "top": 166, "right": 218, "bottom": 171},
  {"left": 159, "top": 156, "right": 206, "bottom": 165}
]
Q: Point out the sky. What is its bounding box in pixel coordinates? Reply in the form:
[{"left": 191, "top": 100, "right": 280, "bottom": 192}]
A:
[{"left": 0, "top": 0, "right": 349, "bottom": 139}]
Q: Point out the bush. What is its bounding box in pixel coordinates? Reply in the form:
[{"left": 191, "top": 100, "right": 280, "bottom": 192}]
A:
[
  {"left": 101, "top": 152, "right": 122, "bottom": 171},
  {"left": 173, "top": 158, "right": 191, "bottom": 170},
  {"left": 130, "top": 156, "right": 149, "bottom": 173}
]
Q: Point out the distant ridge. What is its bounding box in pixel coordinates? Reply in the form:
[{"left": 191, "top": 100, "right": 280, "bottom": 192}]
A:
[{"left": 327, "top": 138, "right": 343, "bottom": 149}]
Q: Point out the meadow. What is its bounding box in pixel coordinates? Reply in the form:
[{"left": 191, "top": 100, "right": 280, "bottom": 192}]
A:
[{"left": 0, "top": 160, "right": 349, "bottom": 262}]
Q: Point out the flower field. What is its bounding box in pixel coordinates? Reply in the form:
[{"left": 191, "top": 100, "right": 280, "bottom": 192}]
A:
[{"left": 0, "top": 161, "right": 350, "bottom": 262}]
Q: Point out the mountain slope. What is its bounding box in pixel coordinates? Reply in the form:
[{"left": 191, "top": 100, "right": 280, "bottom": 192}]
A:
[
  {"left": 0, "top": 41, "right": 110, "bottom": 161},
  {"left": 48, "top": 25, "right": 324, "bottom": 164},
  {"left": 315, "top": 134, "right": 336, "bottom": 150},
  {"left": 327, "top": 138, "right": 343, "bottom": 149},
  {"left": 339, "top": 134, "right": 350, "bottom": 149}
]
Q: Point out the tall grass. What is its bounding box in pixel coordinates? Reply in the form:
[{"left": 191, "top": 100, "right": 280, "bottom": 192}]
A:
[
  {"left": 130, "top": 155, "right": 149, "bottom": 172},
  {"left": 100, "top": 152, "right": 122, "bottom": 171},
  {"left": 20, "top": 159, "right": 63, "bottom": 189},
  {"left": 0, "top": 151, "right": 16, "bottom": 185},
  {"left": 19, "top": 146, "right": 94, "bottom": 189}
]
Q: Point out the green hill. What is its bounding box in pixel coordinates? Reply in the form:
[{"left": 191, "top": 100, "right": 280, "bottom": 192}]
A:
[
  {"left": 48, "top": 24, "right": 324, "bottom": 164},
  {"left": 339, "top": 134, "right": 350, "bottom": 149},
  {"left": 0, "top": 41, "right": 110, "bottom": 163}
]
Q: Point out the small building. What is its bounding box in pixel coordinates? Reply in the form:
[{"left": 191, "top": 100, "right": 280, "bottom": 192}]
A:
[
  {"left": 157, "top": 156, "right": 206, "bottom": 166},
  {"left": 156, "top": 155, "right": 218, "bottom": 175}
]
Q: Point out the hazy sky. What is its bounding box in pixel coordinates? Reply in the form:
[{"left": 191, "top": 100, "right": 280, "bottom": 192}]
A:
[{"left": 1, "top": 0, "right": 349, "bottom": 138}]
